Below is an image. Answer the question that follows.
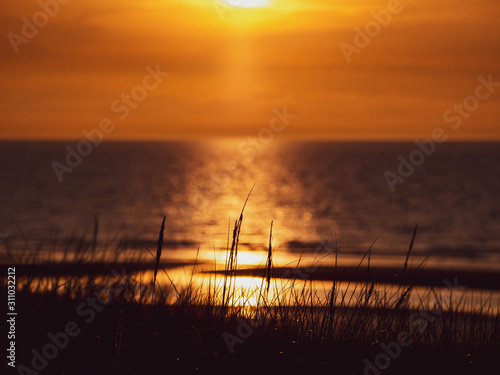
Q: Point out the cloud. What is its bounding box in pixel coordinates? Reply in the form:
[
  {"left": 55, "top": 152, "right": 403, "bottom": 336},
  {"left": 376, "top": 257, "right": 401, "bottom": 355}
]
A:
[{"left": 0, "top": 0, "right": 499, "bottom": 139}]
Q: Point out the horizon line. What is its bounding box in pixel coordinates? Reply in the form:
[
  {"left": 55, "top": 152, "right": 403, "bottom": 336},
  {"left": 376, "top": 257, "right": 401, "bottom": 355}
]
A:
[{"left": 1, "top": 137, "right": 500, "bottom": 143}]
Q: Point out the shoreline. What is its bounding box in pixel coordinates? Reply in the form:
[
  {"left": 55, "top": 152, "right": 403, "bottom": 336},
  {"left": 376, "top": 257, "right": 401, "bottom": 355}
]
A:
[
  {"left": 209, "top": 265, "right": 500, "bottom": 290},
  {"left": 8, "top": 260, "right": 500, "bottom": 290}
]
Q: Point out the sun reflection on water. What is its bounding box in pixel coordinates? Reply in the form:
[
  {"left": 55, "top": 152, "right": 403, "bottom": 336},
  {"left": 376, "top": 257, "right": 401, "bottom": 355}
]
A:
[{"left": 15, "top": 267, "right": 500, "bottom": 315}]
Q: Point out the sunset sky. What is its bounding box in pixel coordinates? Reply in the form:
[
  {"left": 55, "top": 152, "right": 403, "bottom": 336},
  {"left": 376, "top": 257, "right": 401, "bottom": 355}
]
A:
[{"left": 0, "top": 0, "right": 499, "bottom": 140}]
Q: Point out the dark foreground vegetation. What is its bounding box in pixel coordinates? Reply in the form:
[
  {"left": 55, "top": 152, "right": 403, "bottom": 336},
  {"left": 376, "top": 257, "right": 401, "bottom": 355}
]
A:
[{"left": 2, "top": 210, "right": 500, "bottom": 375}]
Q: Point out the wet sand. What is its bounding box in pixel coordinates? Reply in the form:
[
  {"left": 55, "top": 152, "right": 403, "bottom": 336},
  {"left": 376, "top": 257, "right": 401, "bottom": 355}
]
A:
[{"left": 212, "top": 266, "right": 500, "bottom": 290}]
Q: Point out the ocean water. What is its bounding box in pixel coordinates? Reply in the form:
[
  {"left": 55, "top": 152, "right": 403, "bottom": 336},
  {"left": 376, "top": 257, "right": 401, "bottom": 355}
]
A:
[{"left": 1, "top": 141, "right": 499, "bottom": 270}]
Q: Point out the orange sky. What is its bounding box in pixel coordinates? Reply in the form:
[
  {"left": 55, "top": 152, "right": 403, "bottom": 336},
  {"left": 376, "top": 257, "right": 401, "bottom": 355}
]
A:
[{"left": 0, "top": 0, "right": 499, "bottom": 140}]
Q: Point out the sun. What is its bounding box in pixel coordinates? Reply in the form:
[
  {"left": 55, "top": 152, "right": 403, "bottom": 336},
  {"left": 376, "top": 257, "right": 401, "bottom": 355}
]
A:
[{"left": 222, "top": 0, "right": 271, "bottom": 8}]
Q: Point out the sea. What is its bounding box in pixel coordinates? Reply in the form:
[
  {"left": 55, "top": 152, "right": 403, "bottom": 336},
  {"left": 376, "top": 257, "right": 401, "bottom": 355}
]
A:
[{"left": 1, "top": 141, "right": 499, "bottom": 271}]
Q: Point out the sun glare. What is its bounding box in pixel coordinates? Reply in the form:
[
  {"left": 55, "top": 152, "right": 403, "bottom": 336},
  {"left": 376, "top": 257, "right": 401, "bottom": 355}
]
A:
[{"left": 222, "top": 0, "right": 271, "bottom": 8}]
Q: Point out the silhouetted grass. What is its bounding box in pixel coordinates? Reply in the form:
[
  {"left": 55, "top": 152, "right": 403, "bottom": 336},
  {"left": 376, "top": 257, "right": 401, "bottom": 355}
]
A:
[{"left": 1, "top": 203, "right": 500, "bottom": 375}]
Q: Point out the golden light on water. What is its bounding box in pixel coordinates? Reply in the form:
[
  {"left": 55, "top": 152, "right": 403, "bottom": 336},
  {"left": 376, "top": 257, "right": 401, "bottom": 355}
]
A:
[
  {"left": 225, "top": 251, "right": 267, "bottom": 266},
  {"left": 216, "top": 276, "right": 269, "bottom": 307},
  {"left": 18, "top": 270, "right": 500, "bottom": 314}
]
